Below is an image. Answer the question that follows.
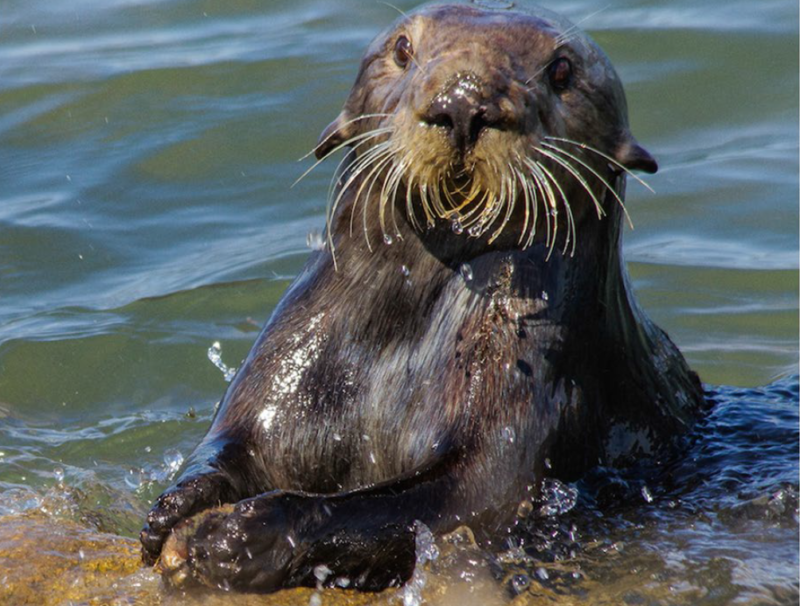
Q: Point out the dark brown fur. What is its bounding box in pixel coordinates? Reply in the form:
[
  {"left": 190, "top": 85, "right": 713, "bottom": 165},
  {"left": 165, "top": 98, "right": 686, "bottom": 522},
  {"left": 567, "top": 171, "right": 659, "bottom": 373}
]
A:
[{"left": 141, "top": 2, "right": 704, "bottom": 593}]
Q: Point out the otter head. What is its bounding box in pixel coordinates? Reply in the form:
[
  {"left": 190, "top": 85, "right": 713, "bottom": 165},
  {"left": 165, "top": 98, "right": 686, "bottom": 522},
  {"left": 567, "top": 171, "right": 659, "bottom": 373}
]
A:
[{"left": 315, "top": 2, "right": 657, "bottom": 257}]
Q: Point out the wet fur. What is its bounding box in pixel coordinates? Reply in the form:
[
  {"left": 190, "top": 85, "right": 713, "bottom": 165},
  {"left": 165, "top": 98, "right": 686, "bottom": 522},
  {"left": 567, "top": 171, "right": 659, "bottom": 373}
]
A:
[{"left": 141, "top": 1, "right": 704, "bottom": 593}]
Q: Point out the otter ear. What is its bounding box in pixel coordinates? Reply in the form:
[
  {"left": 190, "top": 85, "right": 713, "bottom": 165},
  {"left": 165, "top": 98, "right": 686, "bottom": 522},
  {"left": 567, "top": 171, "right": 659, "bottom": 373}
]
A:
[
  {"left": 615, "top": 136, "right": 658, "bottom": 174},
  {"left": 314, "top": 112, "right": 352, "bottom": 160}
]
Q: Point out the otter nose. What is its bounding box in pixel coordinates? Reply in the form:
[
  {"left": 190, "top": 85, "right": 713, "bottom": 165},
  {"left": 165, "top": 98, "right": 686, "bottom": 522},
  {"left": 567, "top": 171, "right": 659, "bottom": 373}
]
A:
[{"left": 423, "top": 73, "right": 498, "bottom": 153}]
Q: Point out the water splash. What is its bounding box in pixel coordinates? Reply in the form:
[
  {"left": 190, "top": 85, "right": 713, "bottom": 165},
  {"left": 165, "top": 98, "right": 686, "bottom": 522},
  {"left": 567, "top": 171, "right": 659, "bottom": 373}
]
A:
[
  {"left": 308, "top": 564, "right": 331, "bottom": 606},
  {"left": 162, "top": 449, "right": 184, "bottom": 479},
  {"left": 538, "top": 478, "right": 578, "bottom": 516},
  {"left": 306, "top": 229, "right": 325, "bottom": 251},
  {"left": 401, "top": 521, "right": 439, "bottom": 606},
  {"left": 207, "top": 341, "right": 237, "bottom": 382},
  {"left": 459, "top": 263, "right": 474, "bottom": 282}
]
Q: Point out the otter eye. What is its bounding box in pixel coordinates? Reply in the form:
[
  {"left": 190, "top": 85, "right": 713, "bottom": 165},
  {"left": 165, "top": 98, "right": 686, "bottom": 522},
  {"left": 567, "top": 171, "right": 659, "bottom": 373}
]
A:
[
  {"left": 548, "top": 57, "right": 573, "bottom": 91},
  {"left": 393, "top": 35, "right": 413, "bottom": 68}
]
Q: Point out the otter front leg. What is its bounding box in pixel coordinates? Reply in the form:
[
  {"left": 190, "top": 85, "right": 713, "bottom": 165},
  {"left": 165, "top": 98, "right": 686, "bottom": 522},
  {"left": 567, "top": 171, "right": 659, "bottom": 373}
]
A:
[
  {"left": 140, "top": 438, "right": 252, "bottom": 565},
  {"left": 157, "top": 461, "right": 460, "bottom": 592}
]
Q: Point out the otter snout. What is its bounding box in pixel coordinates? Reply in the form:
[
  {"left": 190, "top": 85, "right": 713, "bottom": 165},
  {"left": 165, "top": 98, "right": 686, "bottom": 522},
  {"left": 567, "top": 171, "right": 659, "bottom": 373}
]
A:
[{"left": 421, "top": 72, "right": 519, "bottom": 155}]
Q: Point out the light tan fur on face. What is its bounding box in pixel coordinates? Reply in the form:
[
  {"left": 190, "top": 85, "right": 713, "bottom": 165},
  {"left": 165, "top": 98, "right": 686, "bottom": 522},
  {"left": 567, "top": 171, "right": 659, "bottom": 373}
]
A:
[{"left": 311, "top": 3, "right": 658, "bottom": 264}]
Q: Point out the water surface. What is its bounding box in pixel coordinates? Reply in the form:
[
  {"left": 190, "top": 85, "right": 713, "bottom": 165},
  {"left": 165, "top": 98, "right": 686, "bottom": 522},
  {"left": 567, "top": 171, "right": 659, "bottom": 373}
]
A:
[{"left": 0, "top": 0, "right": 797, "bottom": 604}]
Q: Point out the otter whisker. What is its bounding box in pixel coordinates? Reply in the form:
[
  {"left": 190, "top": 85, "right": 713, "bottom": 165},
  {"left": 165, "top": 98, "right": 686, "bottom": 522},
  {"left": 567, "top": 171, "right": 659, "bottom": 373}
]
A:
[
  {"left": 301, "top": 114, "right": 393, "bottom": 160},
  {"left": 544, "top": 136, "right": 655, "bottom": 193},
  {"left": 327, "top": 141, "right": 395, "bottom": 260},
  {"left": 478, "top": 175, "right": 502, "bottom": 240},
  {"left": 524, "top": 61, "right": 551, "bottom": 87},
  {"left": 523, "top": 168, "right": 541, "bottom": 249},
  {"left": 379, "top": 150, "right": 409, "bottom": 239},
  {"left": 513, "top": 167, "right": 533, "bottom": 248},
  {"left": 489, "top": 169, "right": 517, "bottom": 244},
  {"left": 524, "top": 159, "right": 556, "bottom": 255},
  {"left": 451, "top": 186, "right": 485, "bottom": 234},
  {"left": 452, "top": 187, "right": 489, "bottom": 230},
  {"left": 418, "top": 182, "right": 435, "bottom": 228},
  {"left": 442, "top": 176, "right": 477, "bottom": 216},
  {"left": 542, "top": 141, "right": 633, "bottom": 228},
  {"left": 349, "top": 144, "right": 397, "bottom": 248},
  {"left": 441, "top": 174, "right": 482, "bottom": 222},
  {"left": 380, "top": 150, "right": 409, "bottom": 241},
  {"left": 487, "top": 171, "right": 510, "bottom": 239},
  {"left": 536, "top": 160, "right": 577, "bottom": 256},
  {"left": 555, "top": 6, "right": 610, "bottom": 45},
  {"left": 514, "top": 152, "right": 542, "bottom": 250},
  {"left": 377, "top": 2, "right": 429, "bottom": 75},
  {"left": 513, "top": 167, "right": 529, "bottom": 246},
  {"left": 405, "top": 168, "right": 422, "bottom": 232},
  {"left": 535, "top": 145, "right": 605, "bottom": 219},
  {"left": 295, "top": 126, "right": 394, "bottom": 187},
  {"left": 325, "top": 129, "right": 394, "bottom": 202},
  {"left": 429, "top": 180, "right": 443, "bottom": 227}
]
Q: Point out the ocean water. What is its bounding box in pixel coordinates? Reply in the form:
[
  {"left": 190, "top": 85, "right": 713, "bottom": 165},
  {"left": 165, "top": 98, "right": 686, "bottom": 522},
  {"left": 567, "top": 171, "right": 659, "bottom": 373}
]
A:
[{"left": 0, "top": 0, "right": 797, "bottom": 604}]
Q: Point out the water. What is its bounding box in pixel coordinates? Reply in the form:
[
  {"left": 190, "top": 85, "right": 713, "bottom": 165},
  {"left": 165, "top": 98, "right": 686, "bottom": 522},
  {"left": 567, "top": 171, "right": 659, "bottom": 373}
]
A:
[{"left": 0, "top": 0, "right": 796, "bottom": 604}]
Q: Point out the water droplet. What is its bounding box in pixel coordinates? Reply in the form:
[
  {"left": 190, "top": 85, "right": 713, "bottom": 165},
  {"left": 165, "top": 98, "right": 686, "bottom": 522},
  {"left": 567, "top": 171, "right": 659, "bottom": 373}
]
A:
[
  {"left": 163, "top": 449, "right": 184, "bottom": 477},
  {"left": 511, "top": 573, "right": 530, "bottom": 594},
  {"left": 459, "top": 263, "right": 474, "bottom": 282},
  {"left": 516, "top": 499, "right": 534, "bottom": 518},
  {"left": 536, "top": 567, "right": 550, "bottom": 580},
  {"left": 335, "top": 577, "right": 351, "bottom": 588},
  {"left": 53, "top": 467, "right": 64, "bottom": 484},
  {"left": 313, "top": 564, "right": 332, "bottom": 583},
  {"left": 306, "top": 229, "right": 325, "bottom": 251},
  {"left": 383, "top": 234, "right": 393, "bottom": 245},
  {"left": 541, "top": 291, "right": 549, "bottom": 302},
  {"left": 468, "top": 224, "right": 483, "bottom": 237},
  {"left": 501, "top": 426, "right": 516, "bottom": 444},
  {"left": 144, "top": 446, "right": 152, "bottom": 453},
  {"left": 400, "top": 264, "right": 411, "bottom": 277},
  {"left": 308, "top": 593, "right": 322, "bottom": 606},
  {"left": 332, "top": 433, "right": 342, "bottom": 442},
  {"left": 124, "top": 468, "right": 144, "bottom": 490},
  {"left": 544, "top": 457, "right": 552, "bottom": 469},
  {"left": 641, "top": 485, "right": 654, "bottom": 503},
  {"left": 451, "top": 219, "right": 464, "bottom": 234}
]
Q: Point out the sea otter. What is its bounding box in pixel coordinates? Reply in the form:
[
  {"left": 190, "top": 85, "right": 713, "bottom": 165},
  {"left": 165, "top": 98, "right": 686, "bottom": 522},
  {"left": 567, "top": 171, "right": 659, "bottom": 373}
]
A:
[{"left": 140, "top": 1, "right": 704, "bottom": 593}]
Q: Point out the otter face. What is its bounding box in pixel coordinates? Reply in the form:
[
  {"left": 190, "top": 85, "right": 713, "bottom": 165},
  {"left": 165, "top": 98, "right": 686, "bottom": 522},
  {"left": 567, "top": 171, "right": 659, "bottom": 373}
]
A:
[{"left": 315, "top": 3, "right": 656, "bottom": 256}]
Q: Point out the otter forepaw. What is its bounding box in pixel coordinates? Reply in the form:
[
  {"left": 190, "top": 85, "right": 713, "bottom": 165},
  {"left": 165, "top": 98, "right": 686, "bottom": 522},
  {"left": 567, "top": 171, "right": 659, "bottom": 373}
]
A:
[
  {"left": 140, "top": 473, "right": 232, "bottom": 566},
  {"left": 158, "top": 494, "right": 297, "bottom": 592}
]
